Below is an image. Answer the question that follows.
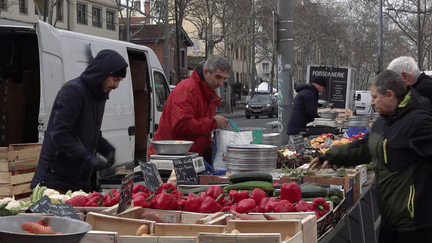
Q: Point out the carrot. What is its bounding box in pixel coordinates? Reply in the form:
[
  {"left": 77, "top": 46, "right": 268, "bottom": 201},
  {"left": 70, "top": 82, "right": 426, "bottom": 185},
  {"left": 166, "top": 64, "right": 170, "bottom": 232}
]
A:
[{"left": 21, "top": 221, "right": 55, "bottom": 234}]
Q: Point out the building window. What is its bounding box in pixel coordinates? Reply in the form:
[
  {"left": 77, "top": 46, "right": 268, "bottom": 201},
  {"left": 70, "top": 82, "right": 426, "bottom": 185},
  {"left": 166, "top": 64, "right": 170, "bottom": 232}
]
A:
[
  {"left": 263, "top": 63, "right": 269, "bottom": 74},
  {"left": 106, "top": 10, "right": 115, "bottom": 31},
  {"left": 19, "top": 0, "right": 27, "bottom": 14},
  {"left": 77, "top": 3, "right": 87, "bottom": 25},
  {"left": 92, "top": 7, "right": 102, "bottom": 28},
  {"left": 56, "top": 0, "right": 63, "bottom": 21},
  {"left": 0, "top": 0, "right": 6, "bottom": 11},
  {"left": 34, "top": 0, "right": 46, "bottom": 17},
  {"left": 181, "top": 49, "right": 185, "bottom": 69}
]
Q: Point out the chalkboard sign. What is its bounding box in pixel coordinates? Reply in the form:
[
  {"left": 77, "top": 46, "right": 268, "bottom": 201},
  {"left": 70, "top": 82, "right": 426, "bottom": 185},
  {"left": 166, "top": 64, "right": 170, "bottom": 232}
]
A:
[
  {"left": 117, "top": 172, "right": 134, "bottom": 214},
  {"left": 172, "top": 158, "right": 198, "bottom": 185},
  {"left": 292, "top": 134, "right": 306, "bottom": 153},
  {"left": 139, "top": 161, "right": 162, "bottom": 193},
  {"left": 27, "top": 195, "right": 80, "bottom": 220}
]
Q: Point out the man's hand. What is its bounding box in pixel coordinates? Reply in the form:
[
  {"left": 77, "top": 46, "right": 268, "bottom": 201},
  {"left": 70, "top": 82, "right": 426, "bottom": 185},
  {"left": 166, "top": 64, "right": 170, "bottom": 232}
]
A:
[
  {"left": 309, "top": 157, "right": 330, "bottom": 170},
  {"left": 213, "top": 115, "right": 228, "bottom": 129}
]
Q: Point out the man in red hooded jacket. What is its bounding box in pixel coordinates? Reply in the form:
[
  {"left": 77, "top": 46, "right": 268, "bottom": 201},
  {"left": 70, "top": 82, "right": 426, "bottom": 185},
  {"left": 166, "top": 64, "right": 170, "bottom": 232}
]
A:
[{"left": 148, "top": 55, "right": 230, "bottom": 163}]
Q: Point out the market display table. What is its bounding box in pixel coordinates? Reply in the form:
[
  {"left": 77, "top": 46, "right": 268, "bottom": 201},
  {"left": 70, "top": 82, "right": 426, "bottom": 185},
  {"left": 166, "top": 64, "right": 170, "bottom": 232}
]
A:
[{"left": 319, "top": 172, "right": 380, "bottom": 243}]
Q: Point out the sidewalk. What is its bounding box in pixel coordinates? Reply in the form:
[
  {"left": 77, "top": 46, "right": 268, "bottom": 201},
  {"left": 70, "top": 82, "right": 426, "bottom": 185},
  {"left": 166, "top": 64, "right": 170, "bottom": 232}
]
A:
[{"left": 216, "top": 108, "right": 245, "bottom": 119}]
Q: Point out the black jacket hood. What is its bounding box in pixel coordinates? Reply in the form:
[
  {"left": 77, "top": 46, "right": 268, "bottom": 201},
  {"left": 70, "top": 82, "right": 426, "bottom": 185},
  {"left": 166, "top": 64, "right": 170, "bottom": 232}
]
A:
[{"left": 79, "top": 49, "right": 128, "bottom": 100}]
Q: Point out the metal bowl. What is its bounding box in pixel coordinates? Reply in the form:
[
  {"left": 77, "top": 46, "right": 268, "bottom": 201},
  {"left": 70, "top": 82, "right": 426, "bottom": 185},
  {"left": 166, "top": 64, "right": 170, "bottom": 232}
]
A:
[
  {"left": 319, "top": 111, "right": 338, "bottom": 119},
  {"left": 0, "top": 215, "right": 92, "bottom": 243},
  {"left": 225, "top": 144, "right": 278, "bottom": 174},
  {"left": 151, "top": 140, "right": 194, "bottom": 155}
]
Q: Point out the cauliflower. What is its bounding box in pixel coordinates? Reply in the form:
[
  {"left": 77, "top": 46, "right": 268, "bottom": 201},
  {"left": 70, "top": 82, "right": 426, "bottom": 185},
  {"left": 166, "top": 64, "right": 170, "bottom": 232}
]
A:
[
  {"left": 70, "top": 190, "right": 88, "bottom": 198},
  {"left": 49, "top": 193, "right": 71, "bottom": 203},
  {"left": 43, "top": 188, "right": 61, "bottom": 197},
  {"left": 5, "top": 199, "right": 22, "bottom": 211}
]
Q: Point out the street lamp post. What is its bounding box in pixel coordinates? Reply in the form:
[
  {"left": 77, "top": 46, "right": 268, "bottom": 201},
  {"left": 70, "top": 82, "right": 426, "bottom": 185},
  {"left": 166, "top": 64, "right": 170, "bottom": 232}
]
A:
[{"left": 378, "top": 0, "right": 383, "bottom": 73}]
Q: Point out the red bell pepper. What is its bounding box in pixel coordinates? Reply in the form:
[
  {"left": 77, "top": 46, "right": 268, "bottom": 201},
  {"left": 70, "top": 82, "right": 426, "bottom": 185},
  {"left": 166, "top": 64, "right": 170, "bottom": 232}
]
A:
[
  {"left": 153, "top": 191, "right": 177, "bottom": 210},
  {"left": 65, "top": 195, "right": 88, "bottom": 207},
  {"left": 184, "top": 197, "right": 203, "bottom": 212},
  {"left": 250, "top": 188, "right": 267, "bottom": 205},
  {"left": 132, "top": 191, "right": 151, "bottom": 200},
  {"left": 156, "top": 183, "right": 177, "bottom": 194},
  {"left": 220, "top": 205, "right": 232, "bottom": 212},
  {"left": 186, "top": 193, "right": 197, "bottom": 198},
  {"left": 229, "top": 190, "right": 249, "bottom": 204},
  {"left": 311, "top": 197, "right": 330, "bottom": 219},
  {"left": 279, "top": 199, "right": 295, "bottom": 212},
  {"left": 133, "top": 194, "right": 155, "bottom": 208},
  {"left": 199, "top": 196, "right": 222, "bottom": 213},
  {"left": 85, "top": 196, "right": 102, "bottom": 207},
  {"left": 295, "top": 200, "right": 312, "bottom": 212},
  {"left": 280, "top": 182, "right": 302, "bottom": 203},
  {"left": 176, "top": 198, "right": 186, "bottom": 211},
  {"left": 132, "top": 184, "right": 150, "bottom": 194},
  {"left": 236, "top": 198, "right": 256, "bottom": 214},
  {"left": 221, "top": 197, "right": 233, "bottom": 207},
  {"left": 265, "top": 200, "right": 287, "bottom": 212},
  {"left": 205, "top": 185, "right": 225, "bottom": 204},
  {"left": 103, "top": 190, "right": 120, "bottom": 207}
]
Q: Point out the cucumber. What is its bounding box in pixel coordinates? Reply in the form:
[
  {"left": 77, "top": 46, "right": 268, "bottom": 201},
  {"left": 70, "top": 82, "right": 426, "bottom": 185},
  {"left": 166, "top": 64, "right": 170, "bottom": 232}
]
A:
[
  {"left": 228, "top": 172, "right": 273, "bottom": 184},
  {"left": 301, "top": 187, "right": 328, "bottom": 198},
  {"left": 223, "top": 181, "right": 274, "bottom": 194}
]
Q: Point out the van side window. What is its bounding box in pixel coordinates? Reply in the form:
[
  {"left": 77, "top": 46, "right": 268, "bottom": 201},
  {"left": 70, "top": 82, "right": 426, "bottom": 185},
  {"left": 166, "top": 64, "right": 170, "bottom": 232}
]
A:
[{"left": 154, "top": 71, "right": 169, "bottom": 112}]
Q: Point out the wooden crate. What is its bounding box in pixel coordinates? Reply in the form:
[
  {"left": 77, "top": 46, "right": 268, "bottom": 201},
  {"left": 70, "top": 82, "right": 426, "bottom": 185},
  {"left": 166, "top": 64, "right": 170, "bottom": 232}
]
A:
[
  {"left": 223, "top": 219, "right": 306, "bottom": 243},
  {"left": 153, "top": 223, "right": 225, "bottom": 237},
  {"left": 0, "top": 143, "right": 42, "bottom": 199},
  {"left": 85, "top": 212, "right": 155, "bottom": 236}
]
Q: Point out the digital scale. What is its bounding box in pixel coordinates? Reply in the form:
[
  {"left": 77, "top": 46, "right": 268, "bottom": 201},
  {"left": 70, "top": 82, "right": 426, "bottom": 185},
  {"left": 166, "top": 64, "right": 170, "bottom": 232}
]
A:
[{"left": 149, "top": 152, "right": 205, "bottom": 173}]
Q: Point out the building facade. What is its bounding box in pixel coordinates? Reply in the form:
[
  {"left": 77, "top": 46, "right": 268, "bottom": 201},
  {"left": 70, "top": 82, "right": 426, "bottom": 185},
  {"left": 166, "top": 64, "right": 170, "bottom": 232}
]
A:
[{"left": 0, "top": 0, "right": 120, "bottom": 40}]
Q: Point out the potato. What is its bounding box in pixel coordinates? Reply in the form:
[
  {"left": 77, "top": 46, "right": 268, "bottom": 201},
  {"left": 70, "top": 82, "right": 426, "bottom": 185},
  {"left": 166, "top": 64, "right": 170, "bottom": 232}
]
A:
[{"left": 135, "top": 224, "right": 149, "bottom": 236}]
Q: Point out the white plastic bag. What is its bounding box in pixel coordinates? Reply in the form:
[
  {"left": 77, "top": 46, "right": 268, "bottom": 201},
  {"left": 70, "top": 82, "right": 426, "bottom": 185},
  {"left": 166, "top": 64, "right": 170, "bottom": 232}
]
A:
[{"left": 212, "top": 129, "right": 253, "bottom": 170}]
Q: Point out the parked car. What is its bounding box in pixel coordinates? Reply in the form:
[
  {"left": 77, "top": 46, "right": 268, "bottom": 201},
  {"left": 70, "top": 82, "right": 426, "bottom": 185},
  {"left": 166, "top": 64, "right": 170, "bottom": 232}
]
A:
[{"left": 245, "top": 94, "right": 278, "bottom": 119}]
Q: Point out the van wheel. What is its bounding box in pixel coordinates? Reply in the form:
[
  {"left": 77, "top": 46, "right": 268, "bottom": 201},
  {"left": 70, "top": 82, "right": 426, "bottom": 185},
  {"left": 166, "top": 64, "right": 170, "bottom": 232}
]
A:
[{"left": 246, "top": 114, "right": 251, "bottom": 119}]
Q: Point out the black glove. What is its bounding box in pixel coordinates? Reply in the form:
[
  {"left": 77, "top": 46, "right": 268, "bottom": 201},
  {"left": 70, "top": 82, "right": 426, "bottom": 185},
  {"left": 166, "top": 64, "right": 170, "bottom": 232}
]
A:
[
  {"left": 105, "top": 150, "right": 115, "bottom": 168},
  {"left": 87, "top": 155, "right": 111, "bottom": 171}
]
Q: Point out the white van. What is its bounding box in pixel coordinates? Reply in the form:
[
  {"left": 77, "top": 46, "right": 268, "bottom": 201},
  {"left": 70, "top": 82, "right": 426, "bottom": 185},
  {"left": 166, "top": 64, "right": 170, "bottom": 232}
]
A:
[
  {"left": 0, "top": 21, "right": 171, "bottom": 175},
  {"left": 354, "top": 91, "right": 372, "bottom": 115}
]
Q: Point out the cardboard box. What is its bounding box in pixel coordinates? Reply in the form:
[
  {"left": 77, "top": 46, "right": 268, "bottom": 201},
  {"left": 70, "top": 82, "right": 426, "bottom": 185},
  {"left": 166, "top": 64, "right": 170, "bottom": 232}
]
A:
[
  {"left": 355, "top": 164, "right": 368, "bottom": 186},
  {"left": 332, "top": 198, "right": 347, "bottom": 227},
  {"left": 316, "top": 210, "right": 333, "bottom": 240},
  {"left": 0, "top": 143, "right": 42, "bottom": 199},
  {"left": 303, "top": 170, "right": 360, "bottom": 192},
  {"left": 153, "top": 223, "right": 225, "bottom": 236},
  {"left": 85, "top": 212, "right": 155, "bottom": 236}
]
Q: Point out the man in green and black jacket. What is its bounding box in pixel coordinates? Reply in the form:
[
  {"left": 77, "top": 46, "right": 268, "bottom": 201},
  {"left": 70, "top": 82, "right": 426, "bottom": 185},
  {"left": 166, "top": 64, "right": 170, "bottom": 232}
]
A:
[{"left": 310, "top": 70, "right": 432, "bottom": 243}]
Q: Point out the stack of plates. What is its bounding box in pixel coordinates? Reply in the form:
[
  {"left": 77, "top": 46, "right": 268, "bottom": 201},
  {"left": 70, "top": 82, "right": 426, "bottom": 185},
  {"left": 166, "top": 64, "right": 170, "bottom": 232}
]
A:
[
  {"left": 262, "top": 133, "right": 281, "bottom": 147},
  {"left": 225, "top": 144, "right": 278, "bottom": 174}
]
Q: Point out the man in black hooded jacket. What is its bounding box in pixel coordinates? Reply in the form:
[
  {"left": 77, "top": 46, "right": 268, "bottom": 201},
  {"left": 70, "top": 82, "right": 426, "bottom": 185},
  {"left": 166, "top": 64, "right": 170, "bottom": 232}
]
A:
[
  {"left": 30, "top": 49, "right": 128, "bottom": 193},
  {"left": 287, "top": 76, "right": 327, "bottom": 135}
]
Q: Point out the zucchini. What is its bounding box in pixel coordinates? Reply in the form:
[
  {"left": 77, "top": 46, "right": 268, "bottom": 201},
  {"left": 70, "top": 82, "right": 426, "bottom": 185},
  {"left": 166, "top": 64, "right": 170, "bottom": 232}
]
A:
[
  {"left": 301, "top": 187, "right": 328, "bottom": 198},
  {"left": 228, "top": 172, "right": 273, "bottom": 184},
  {"left": 223, "top": 181, "right": 274, "bottom": 194},
  {"left": 178, "top": 186, "right": 209, "bottom": 196},
  {"left": 326, "top": 188, "right": 343, "bottom": 198}
]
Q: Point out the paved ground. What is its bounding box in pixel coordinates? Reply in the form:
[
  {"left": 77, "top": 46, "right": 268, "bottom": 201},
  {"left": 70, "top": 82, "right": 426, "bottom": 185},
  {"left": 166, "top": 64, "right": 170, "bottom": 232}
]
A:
[{"left": 216, "top": 108, "right": 245, "bottom": 119}]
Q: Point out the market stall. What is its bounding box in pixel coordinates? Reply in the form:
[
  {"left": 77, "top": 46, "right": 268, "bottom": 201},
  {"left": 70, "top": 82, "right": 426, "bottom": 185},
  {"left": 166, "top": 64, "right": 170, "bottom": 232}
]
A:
[{"left": 0, "top": 110, "right": 378, "bottom": 243}]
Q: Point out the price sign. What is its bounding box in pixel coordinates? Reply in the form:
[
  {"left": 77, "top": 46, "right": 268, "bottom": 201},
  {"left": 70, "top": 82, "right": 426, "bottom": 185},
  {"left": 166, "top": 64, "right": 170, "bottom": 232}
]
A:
[
  {"left": 27, "top": 195, "right": 80, "bottom": 220},
  {"left": 139, "top": 161, "right": 162, "bottom": 193},
  {"left": 292, "top": 134, "right": 306, "bottom": 153},
  {"left": 116, "top": 172, "right": 134, "bottom": 214},
  {"left": 172, "top": 158, "right": 198, "bottom": 185}
]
